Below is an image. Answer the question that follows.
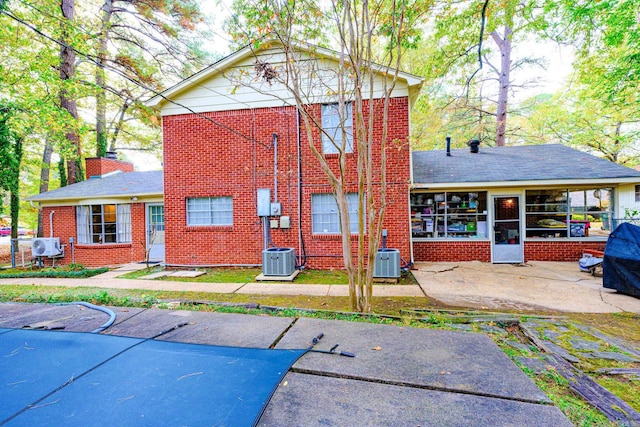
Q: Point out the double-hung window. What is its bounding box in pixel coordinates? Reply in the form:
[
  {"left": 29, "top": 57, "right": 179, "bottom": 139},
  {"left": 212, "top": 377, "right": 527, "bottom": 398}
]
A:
[
  {"left": 76, "top": 204, "right": 131, "bottom": 244},
  {"left": 312, "top": 193, "right": 359, "bottom": 234},
  {"left": 187, "top": 197, "right": 233, "bottom": 226},
  {"left": 321, "top": 103, "right": 353, "bottom": 154}
]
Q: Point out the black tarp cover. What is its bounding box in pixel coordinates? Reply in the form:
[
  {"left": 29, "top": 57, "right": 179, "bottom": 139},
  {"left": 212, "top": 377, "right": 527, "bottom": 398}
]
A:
[{"left": 603, "top": 222, "right": 640, "bottom": 298}]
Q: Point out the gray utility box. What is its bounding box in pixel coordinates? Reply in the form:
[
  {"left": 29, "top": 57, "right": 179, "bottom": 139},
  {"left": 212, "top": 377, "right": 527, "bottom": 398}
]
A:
[
  {"left": 373, "top": 248, "right": 401, "bottom": 278},
  {"left": 262, "top": 247, "right": 296, "bottom": 276}
]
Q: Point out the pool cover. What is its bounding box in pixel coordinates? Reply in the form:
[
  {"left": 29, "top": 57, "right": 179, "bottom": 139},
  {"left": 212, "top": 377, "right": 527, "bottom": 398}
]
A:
[{"left": 0, "top": 329, "right": 306, "bottom": 426}]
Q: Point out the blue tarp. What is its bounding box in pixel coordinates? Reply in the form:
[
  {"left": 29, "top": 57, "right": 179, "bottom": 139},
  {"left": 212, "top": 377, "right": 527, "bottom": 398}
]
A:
[
  {"left": 603, "top": 222, "right": 640, "bottom": 298},
  {"left": 0, "top": 329, "right": 306, "bottom": 426}
]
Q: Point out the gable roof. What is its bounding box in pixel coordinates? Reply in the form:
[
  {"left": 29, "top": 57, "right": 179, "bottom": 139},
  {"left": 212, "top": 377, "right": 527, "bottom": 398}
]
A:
[
  {"left": 145, "top": 39, "right": 424, "bottom": 113},
  {"left": 412, "top": 144, "right": 640, "bottom": 188},
  {"left": 28, "top": 171, "right": 163, "bottom": 203}
]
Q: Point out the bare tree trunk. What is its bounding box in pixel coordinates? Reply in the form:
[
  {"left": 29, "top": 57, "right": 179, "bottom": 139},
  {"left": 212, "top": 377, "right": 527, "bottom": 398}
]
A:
[
  {"left": 492, "top": 25, "right": 512, "bottom": 146},
  {"left": 96, "top": 0, "right": 113, "bottom": 157},
  {"left": 491, "top": 2, "right": 514, "bottom": 147},
  {"left": 37, "top": 138, "right": 53, "bottom": 237},
  {"left": 60, "top": 0, "right": 82, "bottom": 183}
]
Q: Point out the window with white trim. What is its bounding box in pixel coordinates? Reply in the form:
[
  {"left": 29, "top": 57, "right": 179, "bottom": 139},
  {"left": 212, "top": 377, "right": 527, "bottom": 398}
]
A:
[
  {"left": 187, "top": 197, "right": 233, "bottom": 226},
  {"left": 311, "top": 193, "right": 359, "bottom": 234},
  {"left": 76, "top": 204, "right": 131, "bottom": 244},
  {"left": 321, "top": 103, "right": 353, "bottom": 154}
]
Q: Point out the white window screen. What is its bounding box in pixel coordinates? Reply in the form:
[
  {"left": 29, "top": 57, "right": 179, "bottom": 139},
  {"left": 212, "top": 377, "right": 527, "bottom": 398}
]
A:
[
  {"left": 117, "top": 204, "right": 132, "bottom": 243},
  {"left": 76, "top": 206, "right": 90, "bottom": 244},
  {"left": 321, "top": 103, "right": 353, "bottom": 154},
  {"left": 312, "top": 193, "right": 359, "bottom": 234},
  {"left": 187, "top": 197, "right": 233, "bottom": 226}
]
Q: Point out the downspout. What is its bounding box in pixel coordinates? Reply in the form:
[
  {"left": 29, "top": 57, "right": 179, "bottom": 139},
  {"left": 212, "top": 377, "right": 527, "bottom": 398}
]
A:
[
  {"left": 273, "top": 132, "right": 278, "bottom": 203},
  {"left": 49, "top": 210, "right": 55, "bottom": 238},
  {"left": 296, "top": 109, "right": 307, "bottom": 268}
]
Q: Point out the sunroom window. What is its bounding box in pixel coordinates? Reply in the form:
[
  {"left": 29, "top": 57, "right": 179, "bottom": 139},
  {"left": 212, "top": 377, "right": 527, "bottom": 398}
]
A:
[
  {"left": 411, "top": 191, "right": 488, "bottom": 239},
  {"left": 525, "top": 188, "right": 612, "bottom": 238}
]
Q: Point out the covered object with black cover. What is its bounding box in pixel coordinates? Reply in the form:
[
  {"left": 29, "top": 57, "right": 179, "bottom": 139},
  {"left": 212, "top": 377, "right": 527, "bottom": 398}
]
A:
[{"left": 603, "top": 222, "right": 640, "bottom": 298}]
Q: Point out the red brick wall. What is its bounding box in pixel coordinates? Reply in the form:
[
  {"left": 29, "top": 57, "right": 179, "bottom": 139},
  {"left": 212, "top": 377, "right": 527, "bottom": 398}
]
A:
[
  {"left": 413, "top": 241, "right": 492, "bottom": 262},
  {"left": 162, "top": 98, "right": 411, "bottom": 268},
  {"left": 413, "top": 240, "right": 606, "bottom": 262},
  {"left": 39, "top": 204, "right": 147, "bottom": 267},
  {"left": 85, "top": 157, "right": 134, "bottom": 178},
  {"left": 524, "top": 240, "right": 606, "bottom": 261}
]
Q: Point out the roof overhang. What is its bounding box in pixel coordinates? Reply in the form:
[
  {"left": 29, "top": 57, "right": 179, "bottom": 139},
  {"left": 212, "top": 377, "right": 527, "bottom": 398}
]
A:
[
  {"left": 29, "top": 193, "right": 163, "bottom": 206},
  {"left": 410, "top": 177, "right": 640, "bottom": 190}
]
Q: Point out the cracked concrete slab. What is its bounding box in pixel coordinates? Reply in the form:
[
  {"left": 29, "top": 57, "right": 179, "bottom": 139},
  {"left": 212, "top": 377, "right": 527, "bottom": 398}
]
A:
[
  {"left": 413, "top": 261, "right": 640, "bottom": 313},
  {"left": 258, "top": 373, "right": 572, "bottom": 427},
  {"left": 104, "top": 309, "right": 293, "bottom": 348},
  {"left": 276, "top": 317, "right": 549, "bottom": 403}
]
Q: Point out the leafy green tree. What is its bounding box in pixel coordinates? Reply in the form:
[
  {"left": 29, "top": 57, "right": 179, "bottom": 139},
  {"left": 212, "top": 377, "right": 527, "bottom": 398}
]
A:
[
  {"left": 227, "top": 0, "right": 430, "bottom": 312},
  {"left": 0, "top": 103, "right": 25, "bottom": 242},
  {"left": 92, "top": 0, "right": 207, "bottom": 157},
  {"left": 411, "top": 0, "right": 550, "bottom": 147}
]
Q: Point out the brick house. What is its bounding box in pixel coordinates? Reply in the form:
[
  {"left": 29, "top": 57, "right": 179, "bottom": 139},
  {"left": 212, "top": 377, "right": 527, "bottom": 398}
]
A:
[
  {"left": 145, "top": 40, "right": 422, "bottom": 269},
  {"left": 27, "top": 41, "right": 640, "bottom": 268}
]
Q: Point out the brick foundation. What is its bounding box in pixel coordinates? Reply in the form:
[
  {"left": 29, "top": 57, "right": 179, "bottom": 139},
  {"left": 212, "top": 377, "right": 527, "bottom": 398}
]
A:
[{"left": 413, "top": 240, "right": 607, "bottom": 263}]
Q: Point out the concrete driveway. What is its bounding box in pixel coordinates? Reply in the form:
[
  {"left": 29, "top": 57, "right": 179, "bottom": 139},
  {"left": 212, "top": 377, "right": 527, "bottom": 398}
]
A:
[{"left": 412, "top": 261, "right": 640, "bottom": 313}]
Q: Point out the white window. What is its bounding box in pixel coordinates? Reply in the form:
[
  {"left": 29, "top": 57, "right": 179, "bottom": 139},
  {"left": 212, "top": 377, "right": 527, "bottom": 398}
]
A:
[
  {"left": 76, "top": 204, "right": 131, "bottom": 244},
  {"left": 321, "top": 103, "right": 353, "bottom": 154},
  {"left": 635, "top": 185, "right": 640, "bottom": 203},
  {"left": 187, "top": 197, "right": 233, "bottom": 226},
  {"left": 312, "top": 193, "right": 359, "bottom": 234}
]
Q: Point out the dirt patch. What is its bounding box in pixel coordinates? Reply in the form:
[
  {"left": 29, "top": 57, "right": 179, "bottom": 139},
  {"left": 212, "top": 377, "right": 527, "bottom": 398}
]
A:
[{"left": 0, "top": 244, "right": 31, "bottom": 265}]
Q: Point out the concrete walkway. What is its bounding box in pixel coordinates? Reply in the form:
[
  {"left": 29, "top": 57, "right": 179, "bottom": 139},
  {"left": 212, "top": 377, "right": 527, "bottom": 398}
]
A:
[{"left": 1, "top": 261, "right": 640, "bottom": 313}]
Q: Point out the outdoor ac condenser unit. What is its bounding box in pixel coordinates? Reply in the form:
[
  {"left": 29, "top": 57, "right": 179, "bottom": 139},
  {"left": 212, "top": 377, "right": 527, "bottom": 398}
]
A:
[
  {"left": 262, "top": 248, "right": 296, "bottom": 276},
  {"left": 373, "top": 249, "right": 400, "bottom": 278},
  {"left": 31, "top": 237, "right": 62, "bottom": 257}
]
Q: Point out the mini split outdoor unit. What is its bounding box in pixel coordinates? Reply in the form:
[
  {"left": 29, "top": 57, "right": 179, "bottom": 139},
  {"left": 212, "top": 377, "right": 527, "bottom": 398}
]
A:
[
  {"left": 373, "top": 248, "right": 401, "bottom": 278},
  {"left": 262, "top": 247, "right": 296, "bottom": 276},
  {"left": 31, "top": 237, "right": 62, "bottom": 257}
]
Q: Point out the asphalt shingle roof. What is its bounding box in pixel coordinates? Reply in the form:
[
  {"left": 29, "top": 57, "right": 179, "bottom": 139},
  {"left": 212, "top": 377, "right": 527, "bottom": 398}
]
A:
[
  {"left": 412, "top": 144, "right": 640, "bottom": 184},
  {"left": 28, "top": 170, "right": 163, "bottom": 202}
]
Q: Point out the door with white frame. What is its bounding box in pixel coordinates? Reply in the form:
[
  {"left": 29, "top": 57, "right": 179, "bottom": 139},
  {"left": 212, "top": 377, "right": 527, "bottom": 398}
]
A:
[
  {"left": 146, "top": 204, "right": 165, "bottom": 261},
  {"left": 492, "top": 196, "right": 523, "bottom": 263}
]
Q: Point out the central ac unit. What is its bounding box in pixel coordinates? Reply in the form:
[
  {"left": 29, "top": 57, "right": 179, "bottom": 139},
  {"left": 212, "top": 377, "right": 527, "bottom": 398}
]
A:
[
  {"left": 262, "top": 247, "right": 296, "bottom": 276},
  {"left": 31, "top": 237, "right": 62, "bottom": 257},
  {"left": 373, "top": 248, "right": 401, "bottom": 278}
]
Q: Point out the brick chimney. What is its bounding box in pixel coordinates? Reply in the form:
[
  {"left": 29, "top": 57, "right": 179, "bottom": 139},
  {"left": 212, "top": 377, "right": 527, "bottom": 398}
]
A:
[{"left": 85, "top": 155, "right": 134, "bottom": 178}]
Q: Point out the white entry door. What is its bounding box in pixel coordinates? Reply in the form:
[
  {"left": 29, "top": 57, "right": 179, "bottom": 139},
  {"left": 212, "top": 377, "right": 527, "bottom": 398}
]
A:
[
  {"left": 146, "top": 204, "right": 165, "bottom": 261},
  {"left": 492, "top": 196, "right": 523, "bottom": 263}
]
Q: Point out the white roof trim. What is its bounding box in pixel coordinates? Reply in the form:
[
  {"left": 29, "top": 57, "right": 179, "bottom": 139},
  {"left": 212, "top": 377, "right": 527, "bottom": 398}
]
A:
[{"left": 411, "top": 177, "right": 640, "bottom": 190}]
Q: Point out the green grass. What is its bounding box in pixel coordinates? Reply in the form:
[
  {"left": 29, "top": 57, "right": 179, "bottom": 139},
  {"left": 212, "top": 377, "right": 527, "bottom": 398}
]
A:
[
  {"left": 118, "top": 266, "right": 417, "bottom": 285},
  {"left": 0, "top": 264, "right": 109, "bottom": 279}
]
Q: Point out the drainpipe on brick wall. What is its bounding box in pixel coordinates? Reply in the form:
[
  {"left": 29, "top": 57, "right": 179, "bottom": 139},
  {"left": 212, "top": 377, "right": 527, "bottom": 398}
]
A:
[
  {"left": 296, "top": 109, "right": 307, "bottom": 268},
  {"left": 273, "top": 132, "right": 278, "bottom": 203}
]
